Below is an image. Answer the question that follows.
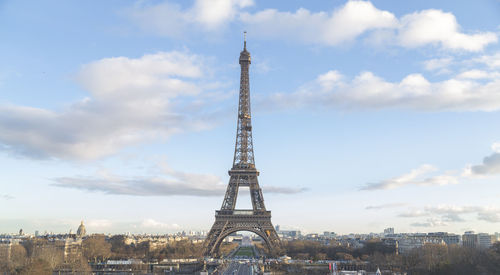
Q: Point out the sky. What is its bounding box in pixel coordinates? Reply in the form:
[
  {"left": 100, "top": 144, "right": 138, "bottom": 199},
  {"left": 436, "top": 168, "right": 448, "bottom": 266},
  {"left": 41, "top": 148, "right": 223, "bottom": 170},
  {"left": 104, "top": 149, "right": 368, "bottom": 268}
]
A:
[{"left": 1, "top": 0, "right": 500, "bottom": 235}]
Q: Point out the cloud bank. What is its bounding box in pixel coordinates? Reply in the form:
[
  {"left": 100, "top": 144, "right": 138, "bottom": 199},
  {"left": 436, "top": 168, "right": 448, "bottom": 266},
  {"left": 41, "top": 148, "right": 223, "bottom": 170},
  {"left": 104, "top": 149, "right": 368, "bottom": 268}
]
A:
[
  {"left": 266, "top": 67, "right": 500, "bottom": 112},
  {"left": 0, "top": 51, "right": 218, "bottom": 160},
  {"left": 128, "top": 1, "right": 497, "bottom": 51}
]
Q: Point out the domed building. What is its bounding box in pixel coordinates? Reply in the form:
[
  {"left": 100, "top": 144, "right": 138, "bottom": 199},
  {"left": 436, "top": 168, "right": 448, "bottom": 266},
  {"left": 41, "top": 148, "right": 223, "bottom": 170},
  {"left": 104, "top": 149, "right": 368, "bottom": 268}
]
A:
[{"left": 76, "top": 221, "right": 86, "bottom": 237}]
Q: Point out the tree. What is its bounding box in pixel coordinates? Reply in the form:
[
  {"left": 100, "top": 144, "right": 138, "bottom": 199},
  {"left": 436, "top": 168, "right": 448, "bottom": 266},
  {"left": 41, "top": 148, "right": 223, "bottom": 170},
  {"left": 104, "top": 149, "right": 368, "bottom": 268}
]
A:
[
  {"left": 65, "top": 255, "right": 92, "bottom": 274},
  {"left": 35, "top": 245, "right": 64, "bottom": 270},
  {"left": 19, "top": 258, "right": 52, "bottom": 275},
  {"left": 10, "top": 244, "right": 28, "bottom": 270},
  {"left": 82, "top": 235, "right": 111, "bottom": 263},
  {"left": 482, "top": 243, "right": 500, "bottom": 274}
]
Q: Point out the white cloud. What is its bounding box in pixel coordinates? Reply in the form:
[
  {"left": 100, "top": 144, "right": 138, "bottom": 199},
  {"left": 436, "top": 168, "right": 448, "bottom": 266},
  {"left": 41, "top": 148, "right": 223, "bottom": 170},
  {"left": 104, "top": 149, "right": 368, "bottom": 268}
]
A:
[
  {"left": 125, "top": 1, "right": 497, "bottom": 51},
  {"left": 474, "top": 52, "right": 500, "bottom": 68},
  {"left": 0, "top": 51, "right": 219, "bottom": 160},
  {"left": 127, "top": 0, "right": 253, "bottom": 35},
  {"left": 87, "top": 219, "right": 113, "bottom": 228},
  {"left": 361, "top": 164, "right": 458, "bottom": 191},
  {"left": 491, "top": 142, "right": 500, "bottom": 153},
  {"left": 240, "top": 1, "right": 397, "bottom": 46},
  {"left": 192, "top": 0, "right": 253, "bottom": 29},
  {"left": 411, "top": 218, "right": 448, "bottom": 227},
  {"left": 464, "top": 142, "right": 500, "bottom": 176},
  {"left": 239, "top": 1, "right": 496, "bottom": 51},
  {"left": 422, "top": 57, "right": 453, "bottom": 73},
  {"left": 141, "top": 219, "right": 180, "bottom": 229},
  {"left": 266, "top": 69, "right": 500, "bottom": 112},
  {"left": 470, "top": 153, "right": 500, "bottom": 175},
  {"left": 457, "top": 69, "right": 500, "bottom": 79},
  {"left": 398, "top": 9, "right": 497, "bottom": 52}
]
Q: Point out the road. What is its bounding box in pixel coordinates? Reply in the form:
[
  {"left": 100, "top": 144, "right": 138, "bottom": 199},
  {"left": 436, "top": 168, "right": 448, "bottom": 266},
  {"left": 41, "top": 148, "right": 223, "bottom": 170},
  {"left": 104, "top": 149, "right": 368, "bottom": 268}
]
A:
[
  {"left": 222, "top": 261, "right": 253, "bottom": 275},
  {"left": 220, "top": 243, "right": 260, "bottom": 275}
]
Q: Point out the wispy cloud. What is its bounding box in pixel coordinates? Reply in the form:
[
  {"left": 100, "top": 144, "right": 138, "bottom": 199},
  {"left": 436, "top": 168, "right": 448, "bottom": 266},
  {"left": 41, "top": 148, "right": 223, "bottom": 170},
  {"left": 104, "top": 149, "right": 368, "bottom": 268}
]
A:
[
  {"left": 140, "top": 219, "right": 180, "bottom": 230},
  {"left": 52, "top": 164, "right": 306, "bottom": 197},
  {"left": 422, "top": 57, "right": 453, "bottom": 74},
  {"left": 365, "top": 203, "right": 407, "bottom": 210},
  {"left": 0, "top": 194, "right": 14, "bottom": 200},
  {"left": 263, "top": 186, "right": 308, "bottom": 194},
  {"left": 400, "top": 205, "right": 500, "bottom": 227},
  {"left": 473, "top": 52, "right": 500, "bottom": 69},
  {"left": 360, "top": 164, "right": 458, "bottom": 191},
  {"left": 411, "top": 218, "right": 448, "bottom": 228},
  {"left": 53, "top": 172, "right": 226, "bottom": 197}
]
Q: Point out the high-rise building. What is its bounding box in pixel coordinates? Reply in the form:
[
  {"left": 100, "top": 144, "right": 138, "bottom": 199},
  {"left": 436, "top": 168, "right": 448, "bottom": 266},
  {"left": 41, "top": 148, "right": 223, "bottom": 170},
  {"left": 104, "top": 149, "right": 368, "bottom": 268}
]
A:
[
  {"left": 478, "top": 233, "right": 494, "bottom": 249},
  {"left": 462, "top": 231, "right": 478, "bottom": 248},
  {"left": 384, "top": 228, "right": 395, "bottom": 235}
]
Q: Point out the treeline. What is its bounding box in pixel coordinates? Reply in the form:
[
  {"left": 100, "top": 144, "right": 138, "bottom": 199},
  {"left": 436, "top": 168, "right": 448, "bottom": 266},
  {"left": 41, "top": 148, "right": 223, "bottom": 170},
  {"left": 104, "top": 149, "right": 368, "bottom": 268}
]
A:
[
  {"left": 279, "top": 240, "right": 500, "bottom": 274},
  {"left": 277, "top": 239, "right": 394, "bottom": 261},
  {"left": 0, "top": 235, "right": 223, "bottom": 275}
]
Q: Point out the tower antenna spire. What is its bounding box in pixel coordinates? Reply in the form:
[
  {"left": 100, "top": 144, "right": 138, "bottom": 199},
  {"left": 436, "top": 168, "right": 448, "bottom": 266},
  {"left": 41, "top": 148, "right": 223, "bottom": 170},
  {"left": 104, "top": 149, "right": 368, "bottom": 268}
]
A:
[{"left": 244, "top": 31, "right": 247, "bottom": 50}]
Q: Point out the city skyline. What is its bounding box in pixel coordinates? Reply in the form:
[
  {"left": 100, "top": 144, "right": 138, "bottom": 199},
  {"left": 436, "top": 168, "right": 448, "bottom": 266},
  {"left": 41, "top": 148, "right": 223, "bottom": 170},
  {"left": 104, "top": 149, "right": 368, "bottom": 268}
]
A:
[{"left": 1, "top": 0, "right": 500, "bottom": 235}]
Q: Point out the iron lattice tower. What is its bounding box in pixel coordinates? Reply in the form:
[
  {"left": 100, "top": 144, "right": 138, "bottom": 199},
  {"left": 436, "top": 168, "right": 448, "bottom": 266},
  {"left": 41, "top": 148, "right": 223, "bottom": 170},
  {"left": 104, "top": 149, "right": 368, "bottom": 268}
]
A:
[{"left": 203, "top": 34, "right": 281, "bottom": 256}]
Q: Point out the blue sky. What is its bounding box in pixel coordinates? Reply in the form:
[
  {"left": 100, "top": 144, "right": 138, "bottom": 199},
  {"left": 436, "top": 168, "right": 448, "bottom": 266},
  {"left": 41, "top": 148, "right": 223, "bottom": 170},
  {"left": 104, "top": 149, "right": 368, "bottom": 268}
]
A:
[{"left": 1, "top": 0, "right": 500, "bottom": 235}]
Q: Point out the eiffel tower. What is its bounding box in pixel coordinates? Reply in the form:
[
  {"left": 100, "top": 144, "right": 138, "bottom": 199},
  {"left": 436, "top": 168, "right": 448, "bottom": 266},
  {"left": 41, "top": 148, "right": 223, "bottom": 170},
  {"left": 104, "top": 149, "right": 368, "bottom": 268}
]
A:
[{"left": 203, "top": 33, "right": 280, "bottom": 256}]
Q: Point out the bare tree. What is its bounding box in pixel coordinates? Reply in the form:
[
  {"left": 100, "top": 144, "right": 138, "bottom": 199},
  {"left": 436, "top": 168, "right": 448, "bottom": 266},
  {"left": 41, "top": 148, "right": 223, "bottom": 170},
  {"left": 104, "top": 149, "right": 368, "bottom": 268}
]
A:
[{"left": 82, "top": 235, "right": 111, "bottom": 263}]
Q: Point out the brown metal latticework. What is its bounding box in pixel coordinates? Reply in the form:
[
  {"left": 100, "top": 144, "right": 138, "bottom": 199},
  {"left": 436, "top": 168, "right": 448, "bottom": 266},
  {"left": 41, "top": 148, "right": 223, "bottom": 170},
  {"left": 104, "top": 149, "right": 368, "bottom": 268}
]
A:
[{"left": 203, "top": 34, "right": 280, "bottom": 256}]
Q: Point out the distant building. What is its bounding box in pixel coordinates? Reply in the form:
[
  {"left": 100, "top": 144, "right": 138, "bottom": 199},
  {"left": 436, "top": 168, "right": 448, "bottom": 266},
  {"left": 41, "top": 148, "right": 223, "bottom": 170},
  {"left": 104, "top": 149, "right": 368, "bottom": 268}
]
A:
[
  {"left": 427, "top": 232, "right": 461, "bottom": 245},
  {"left": 397, "top": 237, "right": 445, "bottom": 254},
  {"left": 275, "top": 225, "right": 280, "bottom": 232},
  {"left": 478, "top": 233, "right": 494, "bottom": 249},
  {"left": 462, "top": 231, "right": 478, "bottom": 248},
  {"left": 383, "top": 228, "right": 394, "bottom": 235},
  {"left": 77, "top": 221, "right": 86, "bottom": 237},
  {"left": 462, "top": 232, "right": 494, "bottom": 249},
  {"left": 278, "top": 230, "right": 301, "bottom": 239},
  {"left": 323, "top": 231, "right": 336, "bottom": 238}
]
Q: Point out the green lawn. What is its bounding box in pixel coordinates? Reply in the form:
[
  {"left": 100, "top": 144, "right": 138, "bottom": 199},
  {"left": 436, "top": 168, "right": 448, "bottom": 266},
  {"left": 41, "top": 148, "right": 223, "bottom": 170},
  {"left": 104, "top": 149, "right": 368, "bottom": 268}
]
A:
[{"left": 235, "top": 246, "right": 255, "bottom": 257}]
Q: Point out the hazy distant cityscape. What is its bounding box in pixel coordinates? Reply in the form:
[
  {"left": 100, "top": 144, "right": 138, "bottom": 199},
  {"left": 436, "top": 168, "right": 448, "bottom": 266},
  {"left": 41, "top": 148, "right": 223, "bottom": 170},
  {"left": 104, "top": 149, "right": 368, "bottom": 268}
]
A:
[{"left": 1, "top": 222, "right": 500, "bottom": 274}]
